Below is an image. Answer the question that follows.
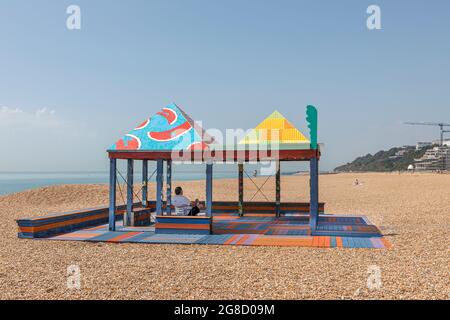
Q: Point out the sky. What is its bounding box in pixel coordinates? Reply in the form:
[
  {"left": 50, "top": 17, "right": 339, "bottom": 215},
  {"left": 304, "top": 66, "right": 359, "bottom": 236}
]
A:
[{"left": 0, "top": 0, "right": 449, "bottom": 172}]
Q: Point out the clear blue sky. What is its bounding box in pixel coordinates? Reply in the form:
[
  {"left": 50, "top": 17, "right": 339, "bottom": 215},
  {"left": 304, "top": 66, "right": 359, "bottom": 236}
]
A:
[{"left": 1, "top": 0, "right": 449, "bottom": 171}]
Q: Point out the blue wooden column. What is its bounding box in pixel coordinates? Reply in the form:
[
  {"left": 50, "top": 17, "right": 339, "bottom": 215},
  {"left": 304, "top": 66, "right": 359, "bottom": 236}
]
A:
[
  {"left": 166, "top": 159, "right": 172, "bottom": 215},
  {"left": 108, "top": 158, "right": 117, "bottom": 231},
  {"left": 126, "top": 159, "right": 134, "bottom": 226},
  {"left": 156, "top": 159, "right": 164, "bottom": 216},
  {"left": 275, "top": 160, "right": 281, "bottom": 217},
  {"left": 309, "top": 157, "right": 319, "bottom": 234},
  {"left": 206, "top": 163, "right": 213, "bottom": 217},
  {"left": 142, "top": 160, "right": 148, "bottom": 207}
]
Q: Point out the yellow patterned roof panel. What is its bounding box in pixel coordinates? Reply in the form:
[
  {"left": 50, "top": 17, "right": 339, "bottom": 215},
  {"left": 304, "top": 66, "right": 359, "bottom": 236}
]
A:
[
  {"left": 256, "top": 119, "right": 286, "bottom": 130},
  {"left": 239, "top": 110, "right": 310, "bottom": 145}
]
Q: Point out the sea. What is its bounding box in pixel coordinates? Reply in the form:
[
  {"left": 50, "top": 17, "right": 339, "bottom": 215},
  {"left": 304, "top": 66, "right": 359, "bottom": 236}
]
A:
[{"left": 0, "top": 164, "right": 310, "bottom": 196}]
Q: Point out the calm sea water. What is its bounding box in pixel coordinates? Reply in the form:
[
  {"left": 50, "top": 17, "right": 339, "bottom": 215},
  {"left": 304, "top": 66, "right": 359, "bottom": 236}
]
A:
[
  {"left": 0, "top": 172, "right": 108, "bottom": 196},
  {"left": 0, "top": 163, "right": 309, "bottom": 196},
  {"left": 0, "top": 171, "right": 234, "bottom": 196}
]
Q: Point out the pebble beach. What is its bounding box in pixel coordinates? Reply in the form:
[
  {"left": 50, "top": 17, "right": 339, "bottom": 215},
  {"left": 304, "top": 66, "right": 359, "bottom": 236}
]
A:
[{"left": 0, "top": 172, "right": 448, "bottom": 300}]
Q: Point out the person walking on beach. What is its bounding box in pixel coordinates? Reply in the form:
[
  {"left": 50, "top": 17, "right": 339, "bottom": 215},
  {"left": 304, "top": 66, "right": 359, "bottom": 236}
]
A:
[{"left": 172, "top": 186, "right": 201, "bottom": 216}]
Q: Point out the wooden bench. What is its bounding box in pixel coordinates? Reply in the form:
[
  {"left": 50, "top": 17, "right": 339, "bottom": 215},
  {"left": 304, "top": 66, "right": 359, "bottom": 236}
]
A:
[
  {"left": 147, "top": 201, "right": 325, "bottom": 215},
  {"left": 117, "top": 207, "right": 152, "bottom": 226},
  {"left": 155, "top": 215, "right": 212, "bottom": 235},
  {"left": 16, "top": 203, "right": 140, "bottom": 239},
  {"left": 211, "top": 201, "right": 325, "bottom": 215}
]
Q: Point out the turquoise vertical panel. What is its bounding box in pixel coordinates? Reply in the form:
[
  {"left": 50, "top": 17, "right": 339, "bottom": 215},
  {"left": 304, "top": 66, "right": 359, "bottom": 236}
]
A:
[{"left": 306, "top": 105, "right": 318, "bottom": 150}]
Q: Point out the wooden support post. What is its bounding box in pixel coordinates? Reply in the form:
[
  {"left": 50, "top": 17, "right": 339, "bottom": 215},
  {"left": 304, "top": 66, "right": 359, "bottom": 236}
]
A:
[
  {"left": 206, "top": 163, "right": 213, "bottom": 218},
  {"left": 238, "top": 163, "right": 244, "bottom": 216},
  {"left": 142, "top": 160, "right": 148, "bottom": 207},
  {"left": 309, "top": 157, "right": 319, "bottom": 234},
  {"left": 156, "top": 159, "right": 164, "bottom": 216},
  {"left": 108, "top": 158, "right": 117, "bottom": 231},
  {"left": 126, "top": 159, "right": 134, "bottom": 226},
  {"left": 276, "top": 160, "right": 281, "bottom": 217},
  {"left": 166, "top": 159, "right": 172, "bottom": 215}
]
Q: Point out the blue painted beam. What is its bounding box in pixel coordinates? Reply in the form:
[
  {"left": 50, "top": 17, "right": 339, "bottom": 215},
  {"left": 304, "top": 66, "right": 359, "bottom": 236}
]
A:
[
  {"left": 108, "top": 158, "right": 117, "bottom": 231},
  {"left": 275, "top": 161, "right": 281, "bottom": 217},
  {"left": 142, "top": 160, "right": 148, "bottom": 207},
  {"left": 126, "top": 159, "right": 134, "bottom": 226},
  {"left": 166, "top": 160, "right": 172, "bottom": 215},
  {"left": 156, "top": 159, "right": 164, "bottom": 216},
  {"left": 309, "top": 157, "right": 319, "bottom": 234},
  {"left": 206, "top": 163, "right": 213, "bottom": 218}
]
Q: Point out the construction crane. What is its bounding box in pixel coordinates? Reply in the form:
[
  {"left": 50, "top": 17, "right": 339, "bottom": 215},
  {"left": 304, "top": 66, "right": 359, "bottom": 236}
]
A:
[
  {"left": 404, "top": 122, "right": 450, "bottom": 146},
  {"left": 404, "top": 121, "right": 450, "bottom": 171}
]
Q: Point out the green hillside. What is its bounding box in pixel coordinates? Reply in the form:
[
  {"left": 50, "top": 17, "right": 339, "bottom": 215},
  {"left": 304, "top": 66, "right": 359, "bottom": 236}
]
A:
[{"left": 334, "top": 145, "right": 432, "bottom": 172}]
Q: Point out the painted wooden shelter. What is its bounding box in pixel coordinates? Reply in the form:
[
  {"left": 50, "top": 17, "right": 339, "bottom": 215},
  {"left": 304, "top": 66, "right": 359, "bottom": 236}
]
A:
[
  {"left": 16, "top": 102, "right": 389, "bottom": 248},
  {"left": 106, "top": 103, "right": 322, "bottom": 234}
]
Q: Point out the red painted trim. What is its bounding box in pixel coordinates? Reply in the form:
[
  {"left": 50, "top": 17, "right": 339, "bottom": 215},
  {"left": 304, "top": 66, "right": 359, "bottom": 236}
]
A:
[{"left": 108, "top": 149, "right": 320, "bottom": 161}]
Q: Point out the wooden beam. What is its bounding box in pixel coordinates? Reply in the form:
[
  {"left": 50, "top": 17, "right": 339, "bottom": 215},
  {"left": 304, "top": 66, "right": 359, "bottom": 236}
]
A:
[
  {"left": 156, "top": 159, "right": 164, "bottom": 216},
  {"left": 238, "top": 163, "right": 244, "bottom": 216},
  {"left": 166, "top": 159, "right": 172, "bottom": 215},
  {"left": 108, "top": 158, "right": 117, "bottom": 231},
  {"left": 206, "top": 163, "right": 213, "bottom": 218},
  {"left": 276, "top": 161, "right": 281, "bottom": 217},
  {"left": 126, "top": 159, "right": 134, "bottom": 226},
  {"left": 142, "top": 160, "right": 148, "bottom": 207},
  {"left": 309, "top": 157, "right": 319, "bottom": 234}
]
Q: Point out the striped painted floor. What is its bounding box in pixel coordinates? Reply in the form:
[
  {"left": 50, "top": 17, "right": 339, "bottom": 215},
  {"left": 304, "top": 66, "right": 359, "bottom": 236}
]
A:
[
  {"left": 49, "top": 229, "right": 390, "bottom": 248},
  {"left": 44, "top": 214, "right": 391, "bottom": 249}
]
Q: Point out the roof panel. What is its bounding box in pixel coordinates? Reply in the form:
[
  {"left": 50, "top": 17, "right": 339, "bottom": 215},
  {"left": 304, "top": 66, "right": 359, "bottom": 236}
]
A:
[
  {"left": 239, "top": 110, "right": 310, "bottom": 145},
  {"left": 109, "top": 103, "right": 211, "bottom": 152}
]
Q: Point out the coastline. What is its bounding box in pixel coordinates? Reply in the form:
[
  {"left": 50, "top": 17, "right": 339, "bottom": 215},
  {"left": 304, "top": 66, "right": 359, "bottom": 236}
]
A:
[
  {"left": 0, "top": 170, "right": 311, "bottom": 196},
  {"left": 1, "top": 170, "right": 446, "bottom": 197}
]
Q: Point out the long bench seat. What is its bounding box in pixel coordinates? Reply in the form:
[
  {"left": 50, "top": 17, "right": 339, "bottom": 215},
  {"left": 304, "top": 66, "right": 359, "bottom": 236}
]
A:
[
  {"left": 147, "top": 201, "right": 325, "bottom": 215},
  {"left": 155, "top": 215, "right": 212, "bottom": 235},
  {"left": 17, "top": 204, "right": 132, "bottom": 239}
]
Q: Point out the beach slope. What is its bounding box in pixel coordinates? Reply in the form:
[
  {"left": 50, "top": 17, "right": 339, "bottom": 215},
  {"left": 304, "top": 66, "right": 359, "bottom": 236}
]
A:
[{"left": 0, "top": 173, "right": 448, "bottom": 299}]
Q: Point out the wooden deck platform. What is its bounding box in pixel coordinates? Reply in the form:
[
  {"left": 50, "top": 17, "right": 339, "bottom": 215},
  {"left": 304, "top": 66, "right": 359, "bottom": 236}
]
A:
[{"left": 19, "top": 213, "right": 391, "bottom": 249}]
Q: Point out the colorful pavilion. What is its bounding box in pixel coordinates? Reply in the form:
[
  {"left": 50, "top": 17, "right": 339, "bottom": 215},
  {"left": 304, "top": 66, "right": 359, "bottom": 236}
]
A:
[
  {"left": 106, "top": 103, "right": 322, "bottom": 234},
  {"left": 17, "top": 102, "right": 389, "bottom": 248}
]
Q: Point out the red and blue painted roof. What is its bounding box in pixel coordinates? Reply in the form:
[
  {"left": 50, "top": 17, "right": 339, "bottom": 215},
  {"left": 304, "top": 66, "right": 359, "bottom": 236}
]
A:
[{"left": 108, "top": 103, "right": 213, "bottom": 152}]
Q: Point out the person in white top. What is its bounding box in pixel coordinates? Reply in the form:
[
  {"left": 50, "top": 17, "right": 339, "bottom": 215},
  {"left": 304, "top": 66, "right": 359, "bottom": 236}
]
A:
[{"left": 172, "top": 186, "right": 201, "bottom": 216}]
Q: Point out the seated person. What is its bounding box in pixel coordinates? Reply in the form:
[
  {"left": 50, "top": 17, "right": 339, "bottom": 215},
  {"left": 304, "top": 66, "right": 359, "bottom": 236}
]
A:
[{"left": 172, "top": 186, "right": 201, "bottom": 216}]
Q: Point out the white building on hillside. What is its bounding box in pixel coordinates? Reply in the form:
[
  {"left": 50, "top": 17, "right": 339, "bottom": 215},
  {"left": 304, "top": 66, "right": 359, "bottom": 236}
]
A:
[
  {"left": 431, "top": 139, "right": 450, "bottom": 147},
  {"left": 414, "top": 146, "right": 450, "bottom": 171}
]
